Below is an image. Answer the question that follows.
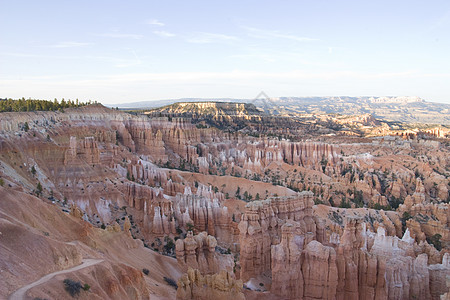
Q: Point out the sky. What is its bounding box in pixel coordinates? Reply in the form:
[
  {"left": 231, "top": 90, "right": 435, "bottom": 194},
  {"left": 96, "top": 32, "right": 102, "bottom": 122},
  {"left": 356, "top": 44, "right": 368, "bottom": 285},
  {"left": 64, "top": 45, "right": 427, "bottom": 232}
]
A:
[{"left": 1, "top": 1, "right": 450, "bottom": 104}]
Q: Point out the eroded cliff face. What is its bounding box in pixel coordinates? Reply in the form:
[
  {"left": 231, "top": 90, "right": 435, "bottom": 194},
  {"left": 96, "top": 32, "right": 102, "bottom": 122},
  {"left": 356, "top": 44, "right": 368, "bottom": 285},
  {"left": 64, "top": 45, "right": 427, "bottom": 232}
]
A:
[
  {"left": 1, "top": 105, "right": 449, "bottom": 299},
  {"left": 238, "top": 193, "right": 316, "bottom": 281},
  {"left": 176, "top": 268, "right": 245, "bottom": 300},
  {"left": 175, "top": 231, "right": 233, "bottom": 274}
]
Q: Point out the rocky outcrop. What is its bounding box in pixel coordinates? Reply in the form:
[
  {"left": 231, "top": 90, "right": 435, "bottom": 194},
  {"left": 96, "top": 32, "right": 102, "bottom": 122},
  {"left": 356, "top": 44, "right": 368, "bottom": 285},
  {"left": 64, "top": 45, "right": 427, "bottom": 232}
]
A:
[
  {"left": 176, "top": 268, "right": 245, "bottom": 300},
  {"left": 302, "top": 240, "right": 338, "bottom": 300},
  {"left": 70, "top": 203, "right": 84, "bottom": 219},
  {"left": 175, "top": 231, "right": 219, "bottom": 274},
  {"left": 239, "top": 192, "right": 315, "bottom": 281},
  {"left": 429, "top": 253, "right": 450, "bottom": 300},
  {"left": 271, "top": 223, "right": 338, "bottom": 300},
  {"left": 64, "top": 136, "right": 100, "bottom": 165},
  {"left": 399, "top": 178, "right": 450, "bottom": 247},
  {"left": 439, "top": 275, "right": 450, "bottom": 300},
  {"left": 123, "top": 216, "right": 131, "bottom": 235},
  {"left": 175, "top": 187, "right": 229, "bottom": 238},
  {"left": 123, "top": 179, "right": 235, "bottom": 244},
  {"left": 269, "top": 212, "right": 448, "bottom": 300},
  {"left": 271, "top": 221, "right": 304, "bottom": 298}
]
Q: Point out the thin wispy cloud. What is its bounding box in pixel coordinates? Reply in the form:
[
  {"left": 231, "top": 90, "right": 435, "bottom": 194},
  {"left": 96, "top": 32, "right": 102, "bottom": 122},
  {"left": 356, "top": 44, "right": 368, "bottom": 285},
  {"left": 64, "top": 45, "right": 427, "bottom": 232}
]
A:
[
  {"left": 230, "top": 53, "right": 277, "bottom": 63},
  {"left": 428, "top": 10, "right": 450, "bottom": 31},
  {"left": 0, "top": 52, "right": 44, "bottom": 58},
  {"left": 50, "top": 41, "right": 91, "bottom": 48},
  {"left": 153, "top": 30, "right": 175, "bottom": 38},
  {"left": 243, "top": 26, "right": 319, "bottom": 42},
  {"left": 186, "top": 32, "right": 238, "bottom": 44},
  {"left": 21, "top": 70, "right": 421, "bottom": 84},
  {"left": 114, "top": 50, "right": 142, "bottom": 68},
  {"left": 3, "top": 70, "right": 449, "bottom": 104},
  {"left": 145, "top": 19, "right": 165, "bottom": 26},
  {"left": 97, "top": 33, "right": 143, "bottom": 39},
  {"left": 230, "top": 49, "right": 344, "bottom": 67},
  {"left": 0, "top": 51, "right": 143, "bottom": 67}
]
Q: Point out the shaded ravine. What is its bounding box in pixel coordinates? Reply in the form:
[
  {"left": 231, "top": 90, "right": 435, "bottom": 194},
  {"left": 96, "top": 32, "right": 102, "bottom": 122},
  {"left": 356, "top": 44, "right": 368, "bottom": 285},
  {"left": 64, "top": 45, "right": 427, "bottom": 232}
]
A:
[{"left": 8, "top": 258, "right": 103, "bottom": 300}]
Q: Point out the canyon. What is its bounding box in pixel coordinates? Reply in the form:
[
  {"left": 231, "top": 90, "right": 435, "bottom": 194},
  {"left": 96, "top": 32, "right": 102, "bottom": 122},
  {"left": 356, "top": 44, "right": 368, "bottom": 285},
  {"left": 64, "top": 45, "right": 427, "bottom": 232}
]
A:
[{"left": 0, "top": 102, "right": 448, "bottom": 299}]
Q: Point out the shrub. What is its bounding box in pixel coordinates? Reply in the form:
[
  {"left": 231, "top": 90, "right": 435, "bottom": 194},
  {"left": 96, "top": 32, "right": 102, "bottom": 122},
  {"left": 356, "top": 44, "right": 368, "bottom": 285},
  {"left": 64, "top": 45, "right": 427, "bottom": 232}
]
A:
[
  {"left": 389, "top": 196, "right": 404, "bottom": 210},
  {"left": 63, "top": 279, "right": 82, "bottom": 297},
  {"left": 328, "top": 197, "right": 335, "bottom": 207},
  {"left": 163, "top": 236, "right": 175, "bottom": 255},
  {"left": 402, "top": 211, "right": 412, "bottom": 221},
  {"left": 176, "top": 227, "right": 183, "bottom": 235},
  {"left": 186, "top": 223, "right": 194, "bottom": 232},
  {"left": 371, "top": 203, "right": 392, "bottom": 211},
  {"left": 36, "top": 182, "right": 43, "bottom": 196},
  {"left": 428, "top": 234, "right": 442, "bottom": 251},
  {"left": 164, "top": 277, "right": 178, "bottom": 289},
  {"left": 339, "top": 198, "right": 351, "bottom": 208},
  {"left": 353, "top": 189, "right": 364, "bottom": 207},
  {"left": 143, "top": 268, "right": 149, "bottom": 275},
  {"left": 82, "top": 283, "right": 90, "bottom": 291}
]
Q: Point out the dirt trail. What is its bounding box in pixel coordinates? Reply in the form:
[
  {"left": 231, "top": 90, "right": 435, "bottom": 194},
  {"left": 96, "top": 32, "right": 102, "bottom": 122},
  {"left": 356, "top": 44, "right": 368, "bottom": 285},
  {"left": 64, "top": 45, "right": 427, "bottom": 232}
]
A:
[{"left": 8, "top": 258, "right": 103, "bottom": 300}]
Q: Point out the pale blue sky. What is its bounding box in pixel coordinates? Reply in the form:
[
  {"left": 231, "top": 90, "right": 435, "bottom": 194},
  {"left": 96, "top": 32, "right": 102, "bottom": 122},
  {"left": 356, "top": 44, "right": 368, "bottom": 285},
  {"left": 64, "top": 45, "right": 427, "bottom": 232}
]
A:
[{"left": 1, "top": 0, "right": 450, "bottom": 104}]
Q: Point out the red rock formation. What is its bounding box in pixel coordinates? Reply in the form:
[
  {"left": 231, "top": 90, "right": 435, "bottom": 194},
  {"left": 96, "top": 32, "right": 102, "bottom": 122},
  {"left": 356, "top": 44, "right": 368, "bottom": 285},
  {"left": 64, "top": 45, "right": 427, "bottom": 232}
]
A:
[
  {"left": 123, "top": 216, "right": 131, "bottom": 235},
  {"left": 175, "top": 231, "right": 221, "bottom": 274},
  {"left": 302, "top": 240, "right": 338, "bottom": 300},
  {"left": 399, "top": 178, "right": 449, "bottom": 247},
  {"left": 429, "top": 253, "right": 450, "bottom": 300},
  {"left": 269, "top": 212, "right": 446, "bottom": 300},
  {"left": 64, "top": 136, "right": 100, "bottom": 165},
  {"left": 238, "top": 192, "right": 315, "bottom": 282},
  {"left": 271, "top": 220, "right": 304, "bottom": 298},
  {"left": 176, "top": 268, "right": 245, "bottom": 300}
]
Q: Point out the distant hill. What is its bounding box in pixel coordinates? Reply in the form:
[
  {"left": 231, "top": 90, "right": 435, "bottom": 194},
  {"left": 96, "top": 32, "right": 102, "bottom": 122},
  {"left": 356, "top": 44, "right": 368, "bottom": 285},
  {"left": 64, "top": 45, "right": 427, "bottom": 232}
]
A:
[
  {"left": 107, "top": 98, "right": 244, "bottom": 110},
  {"left": 266, "top": 96, "right": 450, "bottom": 125},
  {"left": 147, "top": 101, "right": 262, "bottom": 117},
  {"left": 106, "top": 96, "right": 450, "bottom": 125}
]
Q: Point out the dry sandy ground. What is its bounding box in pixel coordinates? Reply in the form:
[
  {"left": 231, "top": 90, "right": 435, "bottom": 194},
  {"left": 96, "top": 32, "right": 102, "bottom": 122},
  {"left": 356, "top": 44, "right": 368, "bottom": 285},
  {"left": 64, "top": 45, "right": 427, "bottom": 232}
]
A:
[{"left": 8, "top": 259, "right": 103, "bottom": 300}]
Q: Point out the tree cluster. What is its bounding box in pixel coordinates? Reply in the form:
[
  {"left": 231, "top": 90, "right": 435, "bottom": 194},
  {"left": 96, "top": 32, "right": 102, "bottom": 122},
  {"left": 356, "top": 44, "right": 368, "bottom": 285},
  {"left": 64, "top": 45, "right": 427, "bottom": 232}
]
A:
[{"left": 0, "top": 97, "right": 92, "bottom": 112}]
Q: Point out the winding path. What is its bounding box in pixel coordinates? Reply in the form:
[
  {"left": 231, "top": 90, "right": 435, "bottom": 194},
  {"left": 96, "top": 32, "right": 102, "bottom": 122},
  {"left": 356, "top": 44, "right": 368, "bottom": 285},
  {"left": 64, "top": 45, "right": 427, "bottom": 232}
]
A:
[{"left": 8, "top": 258, "right": 103, "bottom": 300}]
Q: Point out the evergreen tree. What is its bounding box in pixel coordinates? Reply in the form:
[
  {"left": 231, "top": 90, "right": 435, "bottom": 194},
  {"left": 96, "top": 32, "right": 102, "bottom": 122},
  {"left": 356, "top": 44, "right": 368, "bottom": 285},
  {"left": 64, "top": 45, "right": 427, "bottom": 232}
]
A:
[
  {"left": 36, "top": 182, "right": 43, "bottom": 196},
  {"left": 0, "top": 98, "right": 88, "bottom": 112}
]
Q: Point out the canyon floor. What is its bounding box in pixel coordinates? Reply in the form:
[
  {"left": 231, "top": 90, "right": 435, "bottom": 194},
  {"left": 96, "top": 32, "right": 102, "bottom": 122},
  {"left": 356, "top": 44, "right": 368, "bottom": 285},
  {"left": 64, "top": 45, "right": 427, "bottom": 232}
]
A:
[{"left": 0, "top": 102, "right": 449, "bottom": 299}]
